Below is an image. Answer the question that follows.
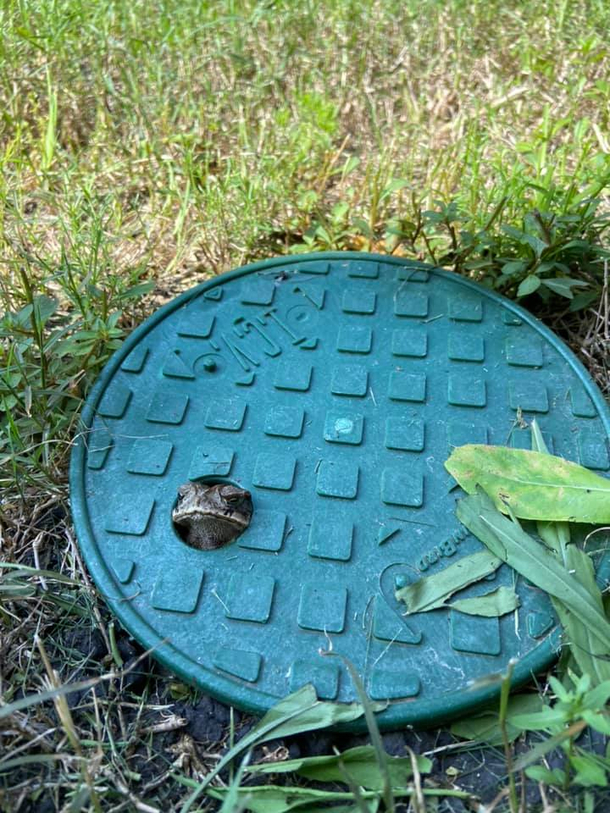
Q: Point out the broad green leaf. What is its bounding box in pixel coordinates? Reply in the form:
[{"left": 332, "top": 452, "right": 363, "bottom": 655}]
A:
[
  {"left": 249, "top": 685, "right": 367, "bottom": 741},
  {"left": 446, "top": 445, "right": 610, "bottom": 523},
  {"left": 570, "top": 290, "right": 601, "bottom": 311},
  {"left": 395, "top": 550, "right": 502, "bottom": 613},
  {"left": 449, "top": 586, "right": 519, "bottom": 617},
  {"left": 542, "top": 277, "right": 588, "bottom": 299},
  {"left": 450, "top": 694, "right": 543, "bottom": 745},
  {"left": 584, "top": 680, "right": 610, "bottom": 711},
  {"left": 32, "top": 295, "right": 58, "bottom": 326},
  {"left": 456, "top": 492, "right": 610, "bottom": 651},
  {"left": 582, "top": 710, "right": 610, "bottom": 735},
  {"left": 249, "top": 745, "right": 431, "bottom": 790},
  {"left": 353, "top": 218, "right": 374, "bottom": 239},
  {"left": 499, "top": 260, "right": 527, "bottom": 277},
  {"left": 517, "top": 275, "right": 540, "bottom": 296},
  {"left": 181, "top": 685, "right": 367, "bottom": 812},
  {"left": 553, "top": 599, "right": 610, "bottom": 686},
  {"left": 571, "top": 755, "right": 608, "bottom": 787},
  {"left": 509, "top": 707, "right": 567, "bottom": 730},
  {"left": 521, "top": 232, "right": 548, "bottom": 257},
  {"left": 525, "top": 766, "right": 566, "bottom": 786},
  {"left": 119, "top": 281, "right": 155, "bottom": 300},
  {"left": 380, "top": 177, "right": 410, "bottom": 200}
]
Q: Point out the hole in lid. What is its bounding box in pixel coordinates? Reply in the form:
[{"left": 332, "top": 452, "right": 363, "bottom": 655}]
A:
[{"left": 172, "top": 477, "right": 253, "bottom": 551}]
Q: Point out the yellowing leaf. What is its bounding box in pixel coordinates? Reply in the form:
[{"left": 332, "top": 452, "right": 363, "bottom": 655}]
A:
[
  {"left": 446, "top": 445, "right": 610, "bottom": 523},
  {"left": 449, "top": 586, "right": 520, "bottom": 617}
]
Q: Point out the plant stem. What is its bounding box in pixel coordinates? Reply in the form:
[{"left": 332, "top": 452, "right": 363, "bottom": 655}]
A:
[{"left": 499, "top": 660, "right": 519, "bottom": 813}]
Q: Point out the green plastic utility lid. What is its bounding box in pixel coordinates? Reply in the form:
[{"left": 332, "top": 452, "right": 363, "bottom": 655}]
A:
[{"left": 70, "top": 252, "right": 610, "bottom": 730}]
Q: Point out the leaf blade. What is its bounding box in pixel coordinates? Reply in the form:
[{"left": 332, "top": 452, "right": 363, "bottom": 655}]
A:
[
  {"left": 248, "top": 745, "right": 432, "bottom": 790},
  {"left": 449, "top": 586, "right": 520, "bottom": 617},
  {"left": 446, "top": 445, "right": 610, "bottom": 523},
  {"left": 395, "top": 550, "right": 502, "bottom": 613},
  {"left": 456, "top": 492, "right": 610, "bottom": 651}
]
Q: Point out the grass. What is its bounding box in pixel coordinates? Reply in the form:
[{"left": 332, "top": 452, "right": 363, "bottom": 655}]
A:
[{"left": 1, "top": 0, "right": 610, "bottom": 810}]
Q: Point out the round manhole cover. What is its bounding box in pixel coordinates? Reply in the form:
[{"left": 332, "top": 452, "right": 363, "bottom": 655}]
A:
[{"left": 71, "top": 252, "right": 610, "bottom": 730}]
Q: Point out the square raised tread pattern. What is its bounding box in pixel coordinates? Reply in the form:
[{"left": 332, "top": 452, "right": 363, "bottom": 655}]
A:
[
  {"left": 337, "top": 325, "right": 373, "bottom": 354},
  {"left": 316, "top": 461, "right": 359, "bottom": 499},
  {"left": 240, "top": 278, "right": 275, "bottom": 306},
  {"left": 105, "top": 496, "right": 155, "bottom": 536},
  {"left": 274, "top": 361, "right": 312, "bottom": 392},
  {"left": 448, "top": 375, "right": 486, "bottom": 408},
  {"left": 152, "top": 568, "right": 204, "bottom": 614},
  {"left": 226, "top": 573, "right": 275, "bottom": 623},
  {"left": 308, "top": 513, "right": 353, "bottom": 561},
  {"left": 205, "top": 400, "right": 246, "bottom": 431},
  {"left": 448, "top": 333, "right": 484, "bottom": 362},
  {"left": 97, "top": 385, "right": 132, "bottom": 418},
  {"left": 127, "top": 439, "right": 173, "bottom": 476},
  {"left": 324, "top": 411, "right": 364, "bottom": 445},
  {"left": 331, "top": 364, "right": 368, "bottom": 397},
  {"left": 370, "top": 667, "right": 420, "bottom": 700},
  {"left": 394, "top": 291, "right": 428, "bottom": 318},
  {"left": 147, "top": 391, "right": 189, "bottom": 425},
  {"left": 381, "top": 467, "right": 423, "bottom": 507},
  {"left": 253, "top": 452, "right": 296, "bottom": 490},
  {"left": 506, "top": 336, "right": 543, "bottom": 367},
  {"left": 264, "top": 406, "right": 305, "bottom": 439},
  {"left": 578, "top": 429, "right": 610, "bottom": 470},
  {"left": 448, "top": 292, "right": 483, "bottom": 322},
  {"left": 392, "top": 327, "right": 427, "bottom": 358},
  {"left": 297, "top": 584, "right": 347, "bottom": 633},
  {"left": 290, "top": 659, "right": 340, "bottom": 699},
  {"left": 189, "top": 445, "right": 234, "bottom": 479},
  {"left": 509, "top": 381, "right": 548, "bottom": 413},
  {"left": 238, "top": 510, "right": 287, "bottom": 552},
  {"left": 342, "top": 289, "right": 376, "bottom": 314},
  {"left": 450, "top": 611, "right": 500, "bottom": 656},
  {"left": 385, "top": 417, "right": 424, "bottom": 451},
  {"left": 388, "top": 372, "right": 426, "bottom": 403},
  {"left": 347, "top": 260, "right": 379, "bottom": 278}
]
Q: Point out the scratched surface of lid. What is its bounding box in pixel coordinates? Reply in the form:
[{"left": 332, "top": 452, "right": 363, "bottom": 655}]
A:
[{"left": 70, "top": 252, "right": 610, "bottom": 730}]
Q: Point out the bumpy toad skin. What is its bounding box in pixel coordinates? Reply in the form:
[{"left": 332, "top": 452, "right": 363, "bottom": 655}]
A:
[{"left": 172, "top": 483, "right": 253, "bottom": 550}]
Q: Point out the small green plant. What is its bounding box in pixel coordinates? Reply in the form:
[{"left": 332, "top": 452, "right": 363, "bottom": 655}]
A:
[
  {"left": 512, "top": 673, "right": 610, "bottom": 790},
  {"left": 422, "top": 191, "right": 610, "bottom": 308},
  {"left": 0, "top": 219, "right": 153, "bottom": 495}
]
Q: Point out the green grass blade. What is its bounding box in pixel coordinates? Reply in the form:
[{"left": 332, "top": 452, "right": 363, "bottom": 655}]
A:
[
  {"left": 457, "top": 491, "right": 610, "bottom": 651},
  {"left": 336, "top": 656, "right": 394, "bottom": 813}
]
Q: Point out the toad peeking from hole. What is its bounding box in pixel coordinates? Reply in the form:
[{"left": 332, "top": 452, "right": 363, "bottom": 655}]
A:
[{"left": 172, "top": 482, "right": 253, "bottom": 550}]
